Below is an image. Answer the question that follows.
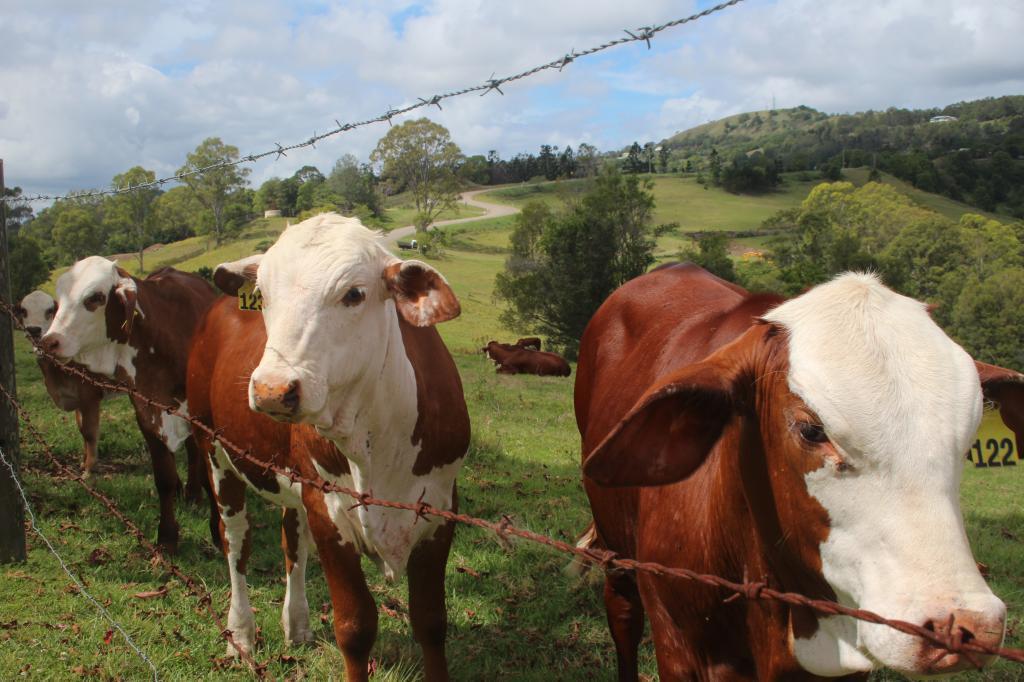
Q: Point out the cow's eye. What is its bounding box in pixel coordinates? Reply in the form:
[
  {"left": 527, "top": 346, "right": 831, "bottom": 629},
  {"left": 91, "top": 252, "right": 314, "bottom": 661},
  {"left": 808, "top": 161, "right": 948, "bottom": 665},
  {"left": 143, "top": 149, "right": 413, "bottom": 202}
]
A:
[
  {"left": 341, "top": 287, "right": 365, "bottom": 307},
  {"left": 798, "top": 422, "right": 829, "bottom": 444},
  {"left": 84, "top": 292, "right": 106, "bottom": 310},
  {"left": 46, "top": 306, "right": 56, "bottom": 320}
]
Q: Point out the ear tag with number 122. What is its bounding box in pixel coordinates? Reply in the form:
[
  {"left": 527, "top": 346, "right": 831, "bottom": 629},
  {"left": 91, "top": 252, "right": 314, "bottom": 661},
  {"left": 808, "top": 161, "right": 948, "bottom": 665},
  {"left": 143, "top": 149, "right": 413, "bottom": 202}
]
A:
[{"left": 238, "top": 281, "right": 263, "bottom": 312}]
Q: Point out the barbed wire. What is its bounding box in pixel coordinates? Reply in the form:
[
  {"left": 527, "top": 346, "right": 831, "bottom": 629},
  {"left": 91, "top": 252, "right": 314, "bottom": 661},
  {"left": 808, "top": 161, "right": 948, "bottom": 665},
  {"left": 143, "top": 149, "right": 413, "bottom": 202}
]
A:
[
  {"left": 7, "top": 0, "right": 746, "bottom": 204},
  {"left": 2, "top": 300, "right": 1022, "bottom": 671},
  {"left": 0, "top": 445, "right": 160, "bottom": 681},
  {"left": 0, "top": 376, "right": 267, "bottom": 678}
]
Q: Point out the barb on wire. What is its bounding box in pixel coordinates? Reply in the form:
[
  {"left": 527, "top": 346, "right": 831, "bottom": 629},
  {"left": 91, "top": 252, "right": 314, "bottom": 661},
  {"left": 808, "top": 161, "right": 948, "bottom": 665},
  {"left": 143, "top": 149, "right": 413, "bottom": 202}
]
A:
[
  {"left": 4, "top": 298, "right": 1021, "bottom": 669},
  {"left": 0, "top": 446, "right": 160, "bottom": 682},
  {"left": 10, "top": 0, "right": 747, "bottom": 204}
]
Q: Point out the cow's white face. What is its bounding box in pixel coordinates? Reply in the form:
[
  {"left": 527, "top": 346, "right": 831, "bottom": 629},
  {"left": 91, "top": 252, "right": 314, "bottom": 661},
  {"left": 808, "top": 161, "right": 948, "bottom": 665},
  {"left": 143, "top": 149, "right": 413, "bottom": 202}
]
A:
[
  {"left": 17, "top": 290, "right": 57, "bottom": 339},
  {"left": 764, "top": 273, "right": 1005, "bottom": 676},
  {"left": 216, "top": 214, "right": 459, "bottom": 438},
  {"left": 42, "top": 256, "right": 136, "bottom": 365}
]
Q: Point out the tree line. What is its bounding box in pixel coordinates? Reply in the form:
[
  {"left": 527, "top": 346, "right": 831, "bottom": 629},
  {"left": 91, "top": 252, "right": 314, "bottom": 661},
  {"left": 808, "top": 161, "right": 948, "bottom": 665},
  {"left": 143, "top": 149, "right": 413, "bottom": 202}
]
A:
[{"left": 6, "top": 119, "right": 616, "bottom": 300}]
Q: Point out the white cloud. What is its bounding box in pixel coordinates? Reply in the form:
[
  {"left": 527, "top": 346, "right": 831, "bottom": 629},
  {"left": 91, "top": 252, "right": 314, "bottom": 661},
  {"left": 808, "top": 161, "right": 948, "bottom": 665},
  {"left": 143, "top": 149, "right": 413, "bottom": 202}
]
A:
[{"left": 1, "top": 0, "right": 1022, "bottom": 200}]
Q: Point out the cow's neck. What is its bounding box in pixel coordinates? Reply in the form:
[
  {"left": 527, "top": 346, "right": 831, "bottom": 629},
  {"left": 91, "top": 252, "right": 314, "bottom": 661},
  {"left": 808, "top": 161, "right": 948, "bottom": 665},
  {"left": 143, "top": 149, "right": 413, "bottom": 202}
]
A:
[{"left": 318, "top": 305, "right": 454, "bottom": 578}]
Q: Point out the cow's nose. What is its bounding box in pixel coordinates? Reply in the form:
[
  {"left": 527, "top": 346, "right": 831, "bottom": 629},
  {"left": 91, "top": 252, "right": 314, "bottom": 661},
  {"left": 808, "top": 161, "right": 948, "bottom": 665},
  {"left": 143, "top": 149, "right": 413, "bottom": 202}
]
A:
[
  {"left": 251, "top": 378, "right": 301, "bottom": 418},
  {"left": 39, "top": 333, "right": 61, "bottom": 355},
  {"left": 919, "top": 607, "right": 1005, "bottom": 673},
  {"left": 25, "top": 326, "right": 41, "bottom": 340}
]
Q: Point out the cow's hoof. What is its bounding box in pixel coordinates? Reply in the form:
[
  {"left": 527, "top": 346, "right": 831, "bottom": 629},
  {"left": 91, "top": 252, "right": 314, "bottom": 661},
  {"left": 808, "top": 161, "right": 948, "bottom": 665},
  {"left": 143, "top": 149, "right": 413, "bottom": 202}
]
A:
[
  {"left": 226, "top": 637, "right": 254, "bottom": 658},
  {"left": 284, "top": 627, "right": 315, "bottom": 646}
]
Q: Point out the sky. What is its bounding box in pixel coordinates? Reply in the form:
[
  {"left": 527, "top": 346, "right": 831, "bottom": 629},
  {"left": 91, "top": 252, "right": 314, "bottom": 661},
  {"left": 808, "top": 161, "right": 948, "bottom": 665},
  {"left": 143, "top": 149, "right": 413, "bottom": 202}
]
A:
[{"left": 1, "top": 0, "right": 1022, "bottom": 202}]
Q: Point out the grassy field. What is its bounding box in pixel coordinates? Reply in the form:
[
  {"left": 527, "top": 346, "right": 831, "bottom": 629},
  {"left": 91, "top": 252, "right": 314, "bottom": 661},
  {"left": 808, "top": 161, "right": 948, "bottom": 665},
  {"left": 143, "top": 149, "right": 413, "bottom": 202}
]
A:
[
  {"left": 479, "top": 173, "right": 825, "bottom": 233},
  {"left": 6, "top": 187, "right": 1023, "bottom": 679}
]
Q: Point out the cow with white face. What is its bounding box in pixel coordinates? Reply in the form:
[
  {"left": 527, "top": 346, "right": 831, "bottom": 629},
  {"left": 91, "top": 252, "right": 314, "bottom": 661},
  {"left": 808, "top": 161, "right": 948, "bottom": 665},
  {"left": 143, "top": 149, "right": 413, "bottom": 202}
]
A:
[
  {"left": 211, "top": 213, "right": 469, "bottom": 679},
  {"left": 576, "top": 264, "right": 1022, "bottom": 680},
  {"left": 16, "top": 290, "right": 108, "bottom": 476},
  {"left": 39, "top": 257, "right": 220, "bottom": 552}
]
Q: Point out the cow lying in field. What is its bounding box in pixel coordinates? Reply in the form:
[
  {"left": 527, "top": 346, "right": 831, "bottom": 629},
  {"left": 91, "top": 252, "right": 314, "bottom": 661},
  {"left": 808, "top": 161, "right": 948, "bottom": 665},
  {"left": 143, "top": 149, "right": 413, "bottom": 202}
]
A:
[
  {"left": 39, "top": 259, "right": 220, "bottom": 552},
  {"left": 16, "top": 290, "right": 109, "bottom": 477},
  {"left": 198, "top": 213, "right": 469, "bottom": 679},
  {"left": 576, "top": 263, "right": 1022, "bottom": 680},
  {"left": 482, "top": 340, "right": 570, "bottom": 376}
]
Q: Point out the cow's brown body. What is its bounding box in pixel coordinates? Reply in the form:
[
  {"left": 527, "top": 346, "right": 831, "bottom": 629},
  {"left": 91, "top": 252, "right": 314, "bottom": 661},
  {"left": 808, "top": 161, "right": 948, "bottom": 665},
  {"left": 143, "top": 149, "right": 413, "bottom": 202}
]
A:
[
  {"left": 576, "top": 264, "right": 854, "bottom": 681},
  {"left": 188, "top": 297, "right": 468, "bottom": 679},
  {"left": 482, "top": 341, "right": 571, "bottom": 376},
  {"left": 105, "top": 267, "right": 220, "bottom": 550}
]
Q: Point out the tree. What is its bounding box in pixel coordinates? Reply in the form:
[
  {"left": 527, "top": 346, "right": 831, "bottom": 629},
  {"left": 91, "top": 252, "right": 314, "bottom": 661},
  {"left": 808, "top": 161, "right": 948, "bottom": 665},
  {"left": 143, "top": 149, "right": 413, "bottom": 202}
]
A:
[
  {"left": 328, "top": 154, "right": 383, "bottom": 217},
  {"left": 53, "top": 204, "right": 106, "bottom": 262},
  {"left": 152, "top": 186, "right": 199, "bottom": 244},
  {"left": 8, "top": 235, "right": 49, "bottom": 301},
  {"left": 495, "top": 167, "right": 661, "bottom": 355},
  {"left": 105, "top": 166, "right": 159, "bottom": 272},
  {"left": 2, "top": 186, "right": 33, "bottom": 234},
  {"left": 658, "top": 146, "right": 670, "bottom": 173},
  {"left": 680, "top": 234, "right": 736, "bottom": 282},
  {"left": 371, "top": 118, "right": 462, "bottom": 230},
  {"left": 177, "top": 137, "right": 250, "bottom": 245},
  {"left": 576, "top": 143, "right": 600, "bottom": 178},
  {"left": 625, "top": 142, "right": 643, "bottom": 174},
  {"left": 709, "top": 148, "right": 722, "bottom": 185}
]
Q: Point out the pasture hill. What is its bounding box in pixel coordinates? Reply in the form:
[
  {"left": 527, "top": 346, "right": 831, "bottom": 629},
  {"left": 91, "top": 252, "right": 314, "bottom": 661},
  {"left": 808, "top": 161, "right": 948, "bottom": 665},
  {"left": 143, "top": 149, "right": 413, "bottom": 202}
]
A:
[{"left": 659, "top": 95, "right": 1024, "bottom": 217}]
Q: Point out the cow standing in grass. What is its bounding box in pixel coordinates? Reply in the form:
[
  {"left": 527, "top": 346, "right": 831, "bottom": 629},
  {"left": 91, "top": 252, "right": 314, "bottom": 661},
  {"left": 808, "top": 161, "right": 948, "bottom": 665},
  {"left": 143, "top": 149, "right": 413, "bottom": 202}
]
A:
[
  {"left": 577, "top": 264, "right": 1022, "bottom": 680},
  {"left": 16, "top": 290, "right": 109, "bottom": 477},
  {"left": 40, "top": 259, "right": 220, "bottom": 552},
  {"left": 194, "top": 213, "right": 469, "bottom": 680}
]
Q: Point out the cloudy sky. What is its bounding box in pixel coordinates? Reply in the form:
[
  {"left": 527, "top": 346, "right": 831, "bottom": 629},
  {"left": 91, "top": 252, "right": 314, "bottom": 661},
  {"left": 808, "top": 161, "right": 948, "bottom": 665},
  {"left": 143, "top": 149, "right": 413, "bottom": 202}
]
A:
[{"left": 2, "top": 0, "right": 1022, "bottom": 202}]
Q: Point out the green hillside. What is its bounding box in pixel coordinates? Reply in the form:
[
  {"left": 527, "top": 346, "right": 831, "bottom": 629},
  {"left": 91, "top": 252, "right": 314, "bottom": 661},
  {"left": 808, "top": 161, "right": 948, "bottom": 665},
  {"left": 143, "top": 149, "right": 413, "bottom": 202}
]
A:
[{"left": 658, "top": 95, "right": 1024, "bottom": 218}]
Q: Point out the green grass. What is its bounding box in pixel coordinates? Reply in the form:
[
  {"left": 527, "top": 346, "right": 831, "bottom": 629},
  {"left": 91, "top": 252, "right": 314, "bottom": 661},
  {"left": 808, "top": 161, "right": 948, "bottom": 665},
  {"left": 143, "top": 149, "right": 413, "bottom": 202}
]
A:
[
  {"left": 480, "top": 174, "right": 827, "bottom": 234},
  {"left": 7, "top": 183, "right": 1024, "bottom": 679}
]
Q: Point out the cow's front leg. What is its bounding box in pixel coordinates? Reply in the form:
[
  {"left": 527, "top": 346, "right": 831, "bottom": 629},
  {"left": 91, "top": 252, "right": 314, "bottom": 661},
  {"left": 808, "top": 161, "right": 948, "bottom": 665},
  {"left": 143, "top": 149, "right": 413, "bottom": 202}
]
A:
[
  {"left": 211, "top": 446, "right": 256, "bottom": 655},
  {"left": 281, "top": 506, "right": 313, "bottom": 645},
  {"left": 183, "top": 433, "right": 208, "bottom": 505},
  {"left": 304, "top": 488, "right": 377, "bottom": 682},
  {"left": 136, "top": 422, "right": 181, "bottom": 552},
  {"left": 407, "top": 507, "right": 456, "bottom": 681},
  {"left": 76, "top": 399, "right": 101, "bottom": 477}
]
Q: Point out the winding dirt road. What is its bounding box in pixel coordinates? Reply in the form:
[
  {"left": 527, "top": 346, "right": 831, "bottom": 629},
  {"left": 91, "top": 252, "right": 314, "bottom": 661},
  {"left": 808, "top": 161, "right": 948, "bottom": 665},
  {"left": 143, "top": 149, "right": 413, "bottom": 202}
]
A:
[{"left": 384, "top": 188, "right": 520, "bottom": 245}]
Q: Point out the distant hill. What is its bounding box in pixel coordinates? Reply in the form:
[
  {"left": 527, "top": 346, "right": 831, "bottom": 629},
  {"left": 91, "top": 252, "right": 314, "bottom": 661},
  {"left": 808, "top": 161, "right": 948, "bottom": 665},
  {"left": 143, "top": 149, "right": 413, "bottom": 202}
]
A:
[{"left": 658, "top": 96, "right": 1024, "bottom": 218}]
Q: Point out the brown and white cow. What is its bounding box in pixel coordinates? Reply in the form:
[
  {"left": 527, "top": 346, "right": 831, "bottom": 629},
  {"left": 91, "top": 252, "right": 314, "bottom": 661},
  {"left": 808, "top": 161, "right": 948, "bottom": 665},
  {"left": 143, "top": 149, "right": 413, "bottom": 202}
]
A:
[
  {"left": 204, "top": 213, "right": 470, "bottom": 679},
  {"left": 39, "top": 258, "right": 220, "bottom": 551},
  {"left": 576, "top": 264, "right": 1021, "bottom": 680},
  {"left": 16, "top": 290, "right": 109, "bottom": 476},
  {"left": 482, "top": 341, "right": 571, "bottom": 376}
]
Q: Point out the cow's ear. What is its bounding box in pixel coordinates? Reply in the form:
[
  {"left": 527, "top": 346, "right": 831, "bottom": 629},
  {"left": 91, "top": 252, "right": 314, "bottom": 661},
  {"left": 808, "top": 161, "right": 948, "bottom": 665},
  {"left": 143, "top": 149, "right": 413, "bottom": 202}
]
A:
[
  {"left": 977, "top": 361, "right": 1024, "bottom": 455},
  {"left": 214, "top": 255, "right": 263, "bottom": 296},
  {"left": 114, "top": 268, "right": 138, "bottom": 313},
  {"left": 583, "top": 361, "right": 734, "bottom": 487},
  {"left": 383, "top": 259, "right": 460, "bottom": 327}
]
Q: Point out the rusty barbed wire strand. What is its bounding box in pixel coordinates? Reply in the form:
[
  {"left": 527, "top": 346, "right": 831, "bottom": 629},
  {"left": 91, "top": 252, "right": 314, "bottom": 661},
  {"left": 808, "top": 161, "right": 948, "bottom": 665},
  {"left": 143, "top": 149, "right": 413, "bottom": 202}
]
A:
[
  {"left": 8, "top": 0, "right": 746, "bottom": 204},
  {"left": 0, "top": 378, "right": 267, "bottom": 679},
  {"left": 0, "top": 444, "right": 161, "bottom": 682},
  {"left": 3, "top": 300, "right": 1023, "bottom": 669}
]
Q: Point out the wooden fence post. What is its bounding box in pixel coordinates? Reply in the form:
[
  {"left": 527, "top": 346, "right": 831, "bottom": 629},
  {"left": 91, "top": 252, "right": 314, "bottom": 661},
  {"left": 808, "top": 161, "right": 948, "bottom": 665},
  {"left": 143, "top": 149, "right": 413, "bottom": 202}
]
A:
[{"left": 0, "top": 159, "right": 26, "bottom": 563}]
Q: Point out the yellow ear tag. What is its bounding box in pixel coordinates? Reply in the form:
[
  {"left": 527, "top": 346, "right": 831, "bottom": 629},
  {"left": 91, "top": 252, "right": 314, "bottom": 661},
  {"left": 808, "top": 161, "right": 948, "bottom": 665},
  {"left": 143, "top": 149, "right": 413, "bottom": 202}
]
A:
[
  {"left": 238, "top": 281, "right": 263, "bottom": 312},
  {"left": 965, "top": 408, "right": 1019, "bottom": 470}
]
